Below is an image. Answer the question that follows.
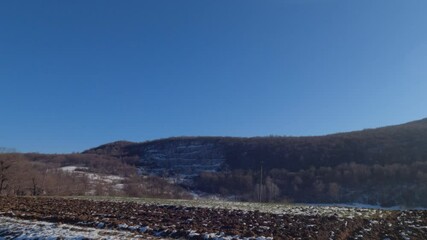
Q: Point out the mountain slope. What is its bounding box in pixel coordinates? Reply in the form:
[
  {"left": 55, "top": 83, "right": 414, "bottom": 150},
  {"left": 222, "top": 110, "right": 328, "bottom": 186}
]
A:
[
  {"left": 84, "top": 118, "right": 427, "bottom": 171},
  {"left": 83, "top": 118, "right": 427, "bottom": 206}
]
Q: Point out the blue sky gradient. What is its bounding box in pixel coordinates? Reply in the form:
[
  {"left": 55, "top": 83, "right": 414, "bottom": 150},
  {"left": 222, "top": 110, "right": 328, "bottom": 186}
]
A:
[{"left": 1, "top": 0, "right": 427, "bottom": 153}]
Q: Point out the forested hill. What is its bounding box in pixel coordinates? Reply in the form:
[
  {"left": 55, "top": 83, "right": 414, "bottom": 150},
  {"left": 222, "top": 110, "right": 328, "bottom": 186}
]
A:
[
  {"left": 84, "top": 118, "right": 427, "bottom": 171},
  {"left": 83, "top": 118, "right": 427, "bottom": 206},
  {"left": 3, "top": 118, "right": 427, "bottom": 206}
]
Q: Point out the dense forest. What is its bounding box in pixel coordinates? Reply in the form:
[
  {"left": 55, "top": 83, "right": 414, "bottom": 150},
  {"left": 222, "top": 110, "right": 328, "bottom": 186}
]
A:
[
  {"left": 86, "top": 118, "right": 427, "bottom": 171},
  {"left": 195, "top": 161, "right": 427, "bottom": 206}
]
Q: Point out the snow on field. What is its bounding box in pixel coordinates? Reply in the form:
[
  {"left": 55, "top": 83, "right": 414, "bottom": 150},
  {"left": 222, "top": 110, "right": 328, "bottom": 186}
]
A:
[
  {"left": 0, "top": 216, "right": 141, "bottom": 239},
  {"left": 79, "top": 196, "right": 388, "bottom": 219},
  {"left": 0, "top": 216, "right": 273, "bottom": 240},
  {"left": 308, "top": 202, "right": 427, "bottom": 210}
]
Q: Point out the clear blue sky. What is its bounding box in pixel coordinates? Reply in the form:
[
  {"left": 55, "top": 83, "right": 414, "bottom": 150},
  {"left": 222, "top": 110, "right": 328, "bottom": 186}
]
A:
[{"left": 1, "top": 0, "right": 427, "bottom": 153}]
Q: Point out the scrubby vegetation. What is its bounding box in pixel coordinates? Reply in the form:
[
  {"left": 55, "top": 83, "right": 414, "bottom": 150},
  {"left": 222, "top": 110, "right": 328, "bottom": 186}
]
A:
[{"left": 0, "top": 153, "right": 189, "bottom": 199}]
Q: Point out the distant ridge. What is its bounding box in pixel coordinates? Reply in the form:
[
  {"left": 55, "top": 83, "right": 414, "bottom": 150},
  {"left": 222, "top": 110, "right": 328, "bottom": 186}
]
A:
[{"left": 84, "top": 118, "right": 427, "bottom": 171}]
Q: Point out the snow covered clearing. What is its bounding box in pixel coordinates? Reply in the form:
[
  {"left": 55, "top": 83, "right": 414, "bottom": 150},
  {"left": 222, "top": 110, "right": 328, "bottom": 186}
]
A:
[{"left": 58, "top": 166, "right": 124, "bottom": 191}]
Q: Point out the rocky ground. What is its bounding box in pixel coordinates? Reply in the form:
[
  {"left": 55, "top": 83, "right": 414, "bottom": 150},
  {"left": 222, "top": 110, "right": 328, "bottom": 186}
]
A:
[{"left": 0, "top": 196, "right": 426, "bottom": 239}]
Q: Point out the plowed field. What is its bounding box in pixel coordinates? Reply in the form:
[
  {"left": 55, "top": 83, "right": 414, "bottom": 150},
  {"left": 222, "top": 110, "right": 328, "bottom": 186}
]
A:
[{"left": 0, "top": 197, "right": 426, "bottom": 239}]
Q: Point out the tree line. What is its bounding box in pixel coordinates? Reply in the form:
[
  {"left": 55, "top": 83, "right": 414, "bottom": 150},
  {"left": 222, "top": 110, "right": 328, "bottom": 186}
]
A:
[{"left": 195, "top": 161, "right": 427, "bottom": 207}]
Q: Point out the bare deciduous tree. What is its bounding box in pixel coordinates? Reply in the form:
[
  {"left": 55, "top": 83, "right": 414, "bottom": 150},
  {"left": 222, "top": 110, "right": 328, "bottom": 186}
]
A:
[{"left": 0, "top": 160, "right": 11, "bottom": 194}]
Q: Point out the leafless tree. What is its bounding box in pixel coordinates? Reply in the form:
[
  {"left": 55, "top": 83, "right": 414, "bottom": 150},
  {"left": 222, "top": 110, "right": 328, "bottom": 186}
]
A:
[{"left": 0, "top": 160, "right": 11, "bottom": 194}]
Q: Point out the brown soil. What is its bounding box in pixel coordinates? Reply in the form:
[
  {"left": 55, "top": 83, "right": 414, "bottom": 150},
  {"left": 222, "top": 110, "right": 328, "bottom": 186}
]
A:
[{"left": 0, "top": 197, "right": 426, "bottom": 239}]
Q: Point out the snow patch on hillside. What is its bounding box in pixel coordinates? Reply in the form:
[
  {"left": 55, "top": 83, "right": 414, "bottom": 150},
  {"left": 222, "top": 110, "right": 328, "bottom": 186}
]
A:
[
  {"left": 60, "top": 166, "right": 89, "bottom": 172},
  {"left": 58, "top": 166, "right": 125, "bottom": 192},
  {"left": 138, "top": 141, "right": 225, "bottom": 181}
]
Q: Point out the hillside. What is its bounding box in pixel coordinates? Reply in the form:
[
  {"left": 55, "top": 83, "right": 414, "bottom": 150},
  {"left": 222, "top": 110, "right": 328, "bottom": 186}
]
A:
[
  {"left": 2, "top": 119, "right": 427, "bottom": 207},
  {"left": 84, "top": 118, "right": 427, "bottom": 206},
  {"left": 85, "top": 118, "right": 427, "bottom": 171}
]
